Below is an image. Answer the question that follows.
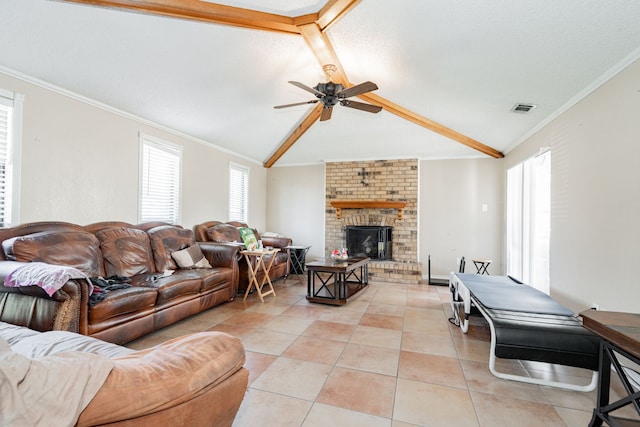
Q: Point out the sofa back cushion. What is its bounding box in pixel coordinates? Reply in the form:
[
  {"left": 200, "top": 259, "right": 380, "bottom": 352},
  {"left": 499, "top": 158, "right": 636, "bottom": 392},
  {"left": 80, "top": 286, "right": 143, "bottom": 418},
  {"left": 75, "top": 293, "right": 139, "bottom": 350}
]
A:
[
  {"left": 206, "top": 224, "right": 241, "bottom": 243},
  {"left": 147, "top": 225, "right": 196, "bottom": 272},
  {"left": 96, "top": 228, "right": 155, "bottom": 277},
  {"left": 2, "top": 231, "right": 105, "bottom": 277}
]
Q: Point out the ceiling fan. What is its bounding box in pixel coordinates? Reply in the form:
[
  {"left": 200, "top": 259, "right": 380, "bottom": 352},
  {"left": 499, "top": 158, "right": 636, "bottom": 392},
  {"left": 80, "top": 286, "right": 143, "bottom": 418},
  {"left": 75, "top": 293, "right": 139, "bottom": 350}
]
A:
[{"left": 274, "top": 64, "right": 382, "bottom": 121}]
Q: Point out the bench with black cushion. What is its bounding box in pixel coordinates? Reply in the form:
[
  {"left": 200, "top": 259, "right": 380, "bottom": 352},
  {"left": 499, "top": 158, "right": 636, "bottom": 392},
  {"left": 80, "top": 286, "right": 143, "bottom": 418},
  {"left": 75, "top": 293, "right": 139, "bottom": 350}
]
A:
[{"left": 450, "top": 273, "right": 600, "bottom": 391}]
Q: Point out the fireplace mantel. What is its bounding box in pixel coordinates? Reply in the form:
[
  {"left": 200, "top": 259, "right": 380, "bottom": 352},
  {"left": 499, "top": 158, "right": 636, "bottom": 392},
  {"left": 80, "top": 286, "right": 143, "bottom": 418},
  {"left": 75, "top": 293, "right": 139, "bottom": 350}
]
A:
[{"left": 330, "top": 200, "right": 407, "bottom": 220}]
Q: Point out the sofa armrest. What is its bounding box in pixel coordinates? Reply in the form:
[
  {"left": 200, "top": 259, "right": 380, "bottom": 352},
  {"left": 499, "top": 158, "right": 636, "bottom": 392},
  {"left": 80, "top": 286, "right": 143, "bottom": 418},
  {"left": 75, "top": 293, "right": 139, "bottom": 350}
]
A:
[
  {"left": 0, "top": 261, "right": 90, "bottom": 333},
  {"left": 77, "top": 331, "right": 247, "bottom": 426},
  {"left": 261, "top": 236, "right": 292, "bottom": 249},
  {"left": 198, "top": 242, "right": 242, "bottom": 268}
]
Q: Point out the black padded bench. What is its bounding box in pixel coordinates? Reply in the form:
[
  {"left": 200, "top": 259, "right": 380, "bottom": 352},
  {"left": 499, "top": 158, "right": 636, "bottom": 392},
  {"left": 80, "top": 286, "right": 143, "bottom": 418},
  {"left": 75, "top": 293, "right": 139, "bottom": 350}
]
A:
[{"left": 450, "top": 273, "right": 600, "bottom": 391}]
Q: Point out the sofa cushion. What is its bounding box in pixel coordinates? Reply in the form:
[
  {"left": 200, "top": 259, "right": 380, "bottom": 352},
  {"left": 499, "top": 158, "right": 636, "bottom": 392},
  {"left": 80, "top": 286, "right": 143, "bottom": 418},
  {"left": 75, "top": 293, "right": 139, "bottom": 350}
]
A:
[
  {"left": 2, "top": 231, "right": 105, "bottom": 277},
  {"left": 206, "top": 224, "right": 241, "bottom": 243},
  {"left": 147, "top": 225, "right": 195, "bottom": 272},
  {"left": 131, "top": 273, "right": 202, "bottom": 306},
  {"left": 96, "top": 228, "right": 155, "bottom": 277},
  {"left": 171, "top": 245, "right": 212, "bottom": 269},
  {"left": 88, "top": 286, "right": 158, "bottom": 324}
]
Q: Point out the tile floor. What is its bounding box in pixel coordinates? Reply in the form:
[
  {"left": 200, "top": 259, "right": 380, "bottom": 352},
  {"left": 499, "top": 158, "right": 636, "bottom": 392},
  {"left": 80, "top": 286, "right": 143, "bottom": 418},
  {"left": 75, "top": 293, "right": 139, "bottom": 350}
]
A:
[{"left": 126, "top": 277, "right": 616, "bottom": 427}]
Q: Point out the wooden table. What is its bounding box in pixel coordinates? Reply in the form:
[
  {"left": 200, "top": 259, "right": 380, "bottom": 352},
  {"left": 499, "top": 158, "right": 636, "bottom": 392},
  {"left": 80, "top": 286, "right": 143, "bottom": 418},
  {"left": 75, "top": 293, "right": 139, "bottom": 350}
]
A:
[
  {"left": 580, "top": 310, "right": 640, "bottom": 427},
  {"left": 241, "top": 248, "right": 280, "bottom": 302},
  {"left": 306, "top": 256, "right": 369, "bottom": 305}
]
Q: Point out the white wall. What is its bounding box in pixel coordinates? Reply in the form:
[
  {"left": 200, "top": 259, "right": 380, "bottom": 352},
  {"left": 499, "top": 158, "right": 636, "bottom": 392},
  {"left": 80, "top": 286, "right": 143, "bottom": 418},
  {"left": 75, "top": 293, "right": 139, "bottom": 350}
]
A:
[
  {"left": 419, "top": 159, "right": 504, "bottom": 278},
  {"left": 265, "top": 164, "right": 325, "bottom": 260},
  {"left": 0, "top": 71, "right": 265, "bottom": 229},
  {"left": 505, "top": 58, "right": 640, "bottom": 313}
]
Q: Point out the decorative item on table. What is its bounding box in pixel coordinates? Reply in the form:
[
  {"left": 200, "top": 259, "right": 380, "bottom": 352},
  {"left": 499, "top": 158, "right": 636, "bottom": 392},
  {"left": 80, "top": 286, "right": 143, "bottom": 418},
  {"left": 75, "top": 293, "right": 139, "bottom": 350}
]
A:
[{"left": 331, "top": 248, "right": 348, "bottom": 261}]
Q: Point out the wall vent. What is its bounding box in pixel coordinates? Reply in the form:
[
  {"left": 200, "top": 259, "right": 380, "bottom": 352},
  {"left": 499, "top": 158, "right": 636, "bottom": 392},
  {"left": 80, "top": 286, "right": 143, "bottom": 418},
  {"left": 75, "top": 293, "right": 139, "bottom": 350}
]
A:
[{"left": 511, "top": 103, "right": 537, "bottom": 113}]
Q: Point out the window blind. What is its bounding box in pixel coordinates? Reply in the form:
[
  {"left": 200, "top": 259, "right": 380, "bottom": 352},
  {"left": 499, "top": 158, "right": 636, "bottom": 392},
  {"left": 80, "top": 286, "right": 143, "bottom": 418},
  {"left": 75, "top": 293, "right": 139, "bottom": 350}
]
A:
[
  {"left": 0, "top": 93, "right": 13, "bottom": 227},
  {"left": 228, "top": 163, "right": 248, "bottom": 222},
  {"left": 140, "top": 135, "right": 181, "bottom": 224}
]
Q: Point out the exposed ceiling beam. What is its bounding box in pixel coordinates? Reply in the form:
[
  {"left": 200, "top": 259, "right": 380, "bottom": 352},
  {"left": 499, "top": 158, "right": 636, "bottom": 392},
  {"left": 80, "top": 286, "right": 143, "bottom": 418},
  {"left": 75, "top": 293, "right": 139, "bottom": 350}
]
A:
[
  {"left": 61, "top": 0, "right": 504, "bottom": 165},
  {"left": 61, "top": 0, "right": 302, "bottom": 34},
  {"left": 358, "top": 93, "right": 504, "bottom": 158},
  {"left": 264, "top": 103, "right": 324, "bottom": 168}
]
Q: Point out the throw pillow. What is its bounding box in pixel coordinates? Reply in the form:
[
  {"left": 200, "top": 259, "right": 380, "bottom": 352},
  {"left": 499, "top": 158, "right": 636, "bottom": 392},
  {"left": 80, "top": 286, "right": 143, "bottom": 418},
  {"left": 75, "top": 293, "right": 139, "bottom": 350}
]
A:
[
  {"left": 171, "top": 245, "right": 212, "bottom": 269},
  {"left": 238, "top": 227, "right": 258, "bottom": 250}
]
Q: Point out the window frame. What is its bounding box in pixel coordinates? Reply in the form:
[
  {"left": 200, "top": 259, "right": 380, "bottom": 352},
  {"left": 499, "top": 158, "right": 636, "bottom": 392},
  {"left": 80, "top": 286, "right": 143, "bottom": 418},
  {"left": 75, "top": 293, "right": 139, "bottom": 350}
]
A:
[
  {"left": 138, "top": 133, "right": 182, "bottom": 224},
  {"left": 228, "top": 162, "right": 249, "bottom": 223},
  {"left": 0, "top": 88, "right": 24, "bottom": 227}
]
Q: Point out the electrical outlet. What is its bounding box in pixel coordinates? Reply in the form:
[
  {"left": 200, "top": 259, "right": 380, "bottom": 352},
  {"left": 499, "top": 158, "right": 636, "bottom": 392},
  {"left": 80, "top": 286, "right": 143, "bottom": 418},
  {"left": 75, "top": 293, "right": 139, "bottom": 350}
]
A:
[{"left": 591, "top": 303, "right": 599, "bottom": 310}]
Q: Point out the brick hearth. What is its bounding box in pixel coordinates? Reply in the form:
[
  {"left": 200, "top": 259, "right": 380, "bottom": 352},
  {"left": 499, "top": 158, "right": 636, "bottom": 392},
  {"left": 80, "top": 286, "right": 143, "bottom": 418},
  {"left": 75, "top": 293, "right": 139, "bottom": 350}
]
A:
[{"left": 325, "top": 159, "right": 422, "bottom": 284}]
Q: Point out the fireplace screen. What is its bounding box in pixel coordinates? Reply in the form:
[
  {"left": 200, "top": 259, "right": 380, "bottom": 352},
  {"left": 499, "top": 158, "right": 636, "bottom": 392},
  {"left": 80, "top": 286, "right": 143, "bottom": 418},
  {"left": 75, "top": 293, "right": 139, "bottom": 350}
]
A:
[{"left": 345, "top": 226, "right": 392, "bottom": 260}]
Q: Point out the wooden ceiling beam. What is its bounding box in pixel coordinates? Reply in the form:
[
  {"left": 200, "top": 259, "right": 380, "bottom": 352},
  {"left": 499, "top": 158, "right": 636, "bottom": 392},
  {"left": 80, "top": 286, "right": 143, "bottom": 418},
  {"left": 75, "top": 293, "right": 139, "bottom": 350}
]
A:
[
  {"left": 358, "top": 93, "right": 504, "bottom": 158},
  {"left": 264, "top": 103, "right": 324, "bottom": 168},
  {"left": 316, "top": 0, "right": 362, "bottom": 31},
  {"left": 298, "top": 23, "right": 349, "bottom": 83},
  {"left": 61, "top": 0, "right": 302, "bottom": 34}
]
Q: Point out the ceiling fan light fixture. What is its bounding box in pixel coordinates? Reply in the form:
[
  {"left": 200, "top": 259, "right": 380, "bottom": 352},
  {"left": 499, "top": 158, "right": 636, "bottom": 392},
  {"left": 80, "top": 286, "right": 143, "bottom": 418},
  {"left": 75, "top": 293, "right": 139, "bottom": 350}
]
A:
[{"left": 323, "top": 64, "right": 337, "bottom": 81}]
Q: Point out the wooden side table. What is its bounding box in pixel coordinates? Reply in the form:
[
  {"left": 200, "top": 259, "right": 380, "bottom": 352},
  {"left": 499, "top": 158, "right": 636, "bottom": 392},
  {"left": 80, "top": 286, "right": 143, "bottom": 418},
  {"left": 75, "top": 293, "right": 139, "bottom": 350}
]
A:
[
  {"left": 472, "top": 259, "right": 491, "bottom": 274},
  {"left": 580, "top": 310, "right": 640, "bottom": 427},
  {"left": 241, "top": 248, "right": 280, "bottom": 302}
]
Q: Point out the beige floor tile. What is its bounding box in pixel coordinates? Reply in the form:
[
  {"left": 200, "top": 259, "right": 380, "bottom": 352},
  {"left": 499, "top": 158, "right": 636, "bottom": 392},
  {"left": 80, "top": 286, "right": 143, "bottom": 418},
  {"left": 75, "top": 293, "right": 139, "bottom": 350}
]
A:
[
  {"left": 221, "top": 311, "right": 275, "bottom": 329},
  {"left": 540, "top": 384, "right": 597, "bottom": 412},
  {"left": 241, "top": 330, "right": 299, "bottom": 355},
  {"left": 250, "top": 357, "right": 333, "bottom": 401},
  {"left": 554, "top": 406, "right": 594, "bottom": 426},
  {"left": 302, "top": 319, "right": 357, "bottom": 342},
  {"left": 317, "top": 367, "right": 396, "bottom": 418},
  {"left": 452, "top": 335, "right": 492, "bottom": 363},
  {"left": 366, "top": 302, "right": 406, "bottom": 317},
  {"left": 337, "top": 343, "right": 400, "bottom": 376},
  {"left": 460, "top": 359, "right": 549, "bottom": 403},
  {"left": 243, "top": 350, "right": 277, "bottom": 385},
  {"left": 302, "top": 403, "right": 391, "bottom": 427},
  {"left": 261, "top": 315, "right": 315, "bottom": 335},
  {"left": 247, "top": 301, "right": 293, "bottom": 315},
  {"left": 206, "top": 323, "right": 256, "bottom": 340},
  {"left": 318, "top": 308, "right": 365, "bottom": 325},
  {"left": 470, "top": 391, "right": 567, "bottom": 427},
  {"left": 349, "top": 325, "right": 402, "bottom": 349},
  {"left": 402, "top": 314, "right": 450, "bottom": 335},
  {"left": 359, "top": 312, "right": 404, "bottom": 331},
  {"left": 283, "top": 335, "right": 346, "bottom": 365},
  {"left": 282, "top": 304, "right": 329, "bottom": 320},
  {"left": 401, "top": 331, "right": 458, "bottom": 358},
  {"left": 398, "top": 351, "right": 467, "bottom": 389},
  {"left": 393, "top": 378, "right": 479, "bottom": 426},
  {"left": 232, "top": 389, "right": 312, "bottom": 427}
]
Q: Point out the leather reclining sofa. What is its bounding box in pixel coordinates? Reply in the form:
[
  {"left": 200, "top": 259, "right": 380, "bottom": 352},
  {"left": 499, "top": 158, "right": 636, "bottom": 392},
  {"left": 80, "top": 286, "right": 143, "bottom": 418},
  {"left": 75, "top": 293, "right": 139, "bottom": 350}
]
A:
[
  {"left": 0, "top": 221, "right": 240, "bottom": 344},
  {"left": 194, "top": 221, "right": 292, "bottom": 295}
]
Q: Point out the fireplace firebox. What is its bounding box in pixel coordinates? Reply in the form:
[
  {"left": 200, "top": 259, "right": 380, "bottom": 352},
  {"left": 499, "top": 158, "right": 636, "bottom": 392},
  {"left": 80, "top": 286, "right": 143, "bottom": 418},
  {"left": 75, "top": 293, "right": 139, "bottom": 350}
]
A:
[{"left": 345, "top": 226, "right": 392, "bottom": 260}]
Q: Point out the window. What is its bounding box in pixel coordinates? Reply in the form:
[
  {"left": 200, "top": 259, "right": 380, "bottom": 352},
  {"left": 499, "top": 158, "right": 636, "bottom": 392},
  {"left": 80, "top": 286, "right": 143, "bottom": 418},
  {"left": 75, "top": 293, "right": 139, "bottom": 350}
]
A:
[
  {"left": 228, "top": 163, "right": 249, "bottom": 222},
  {"left": 0, "top": 88, "right": 23, "bottom": 227},
  {"left": 506, "top": 148, "right": 551, "bottom": 293},
  {"left": 139, "top": 134, "right": 181, "bottom": 224}
]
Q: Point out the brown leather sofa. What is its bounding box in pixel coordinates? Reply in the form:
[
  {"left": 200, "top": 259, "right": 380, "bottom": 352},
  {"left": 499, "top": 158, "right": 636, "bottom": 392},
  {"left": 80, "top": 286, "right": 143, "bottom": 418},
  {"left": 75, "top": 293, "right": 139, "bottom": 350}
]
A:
[
  {"left": 1, "top": 321, "right": 248, "bottom": 426},
  {"left": 0, "top": 221, "right": 240, "bottom": 344},
  {"left": 194, "top": 221, "right": 292, "bottom": 294}
]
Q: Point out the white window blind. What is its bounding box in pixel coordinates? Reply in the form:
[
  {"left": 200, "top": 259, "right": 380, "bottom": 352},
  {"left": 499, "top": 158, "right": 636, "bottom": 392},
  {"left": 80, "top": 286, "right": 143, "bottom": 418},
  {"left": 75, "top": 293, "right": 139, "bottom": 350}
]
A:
[
  {"left": 0, "top": 89, "right": 17, "bottom": 228},
  {"left": 506, "top": 148, "right": 551, "bottom": 294},
  {"left": 229, "top": 163, "right": 248, "bottom": 222},
  {"left": 139, "top": 135, "right": 181, "bottom": 224}
]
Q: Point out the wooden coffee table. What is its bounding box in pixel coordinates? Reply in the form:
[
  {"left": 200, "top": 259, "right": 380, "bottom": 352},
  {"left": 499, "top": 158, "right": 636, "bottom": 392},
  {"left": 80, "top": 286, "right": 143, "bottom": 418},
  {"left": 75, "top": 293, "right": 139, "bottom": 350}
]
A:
[{"left": 306, "top": 256, "right": 369, "bottom": 305}]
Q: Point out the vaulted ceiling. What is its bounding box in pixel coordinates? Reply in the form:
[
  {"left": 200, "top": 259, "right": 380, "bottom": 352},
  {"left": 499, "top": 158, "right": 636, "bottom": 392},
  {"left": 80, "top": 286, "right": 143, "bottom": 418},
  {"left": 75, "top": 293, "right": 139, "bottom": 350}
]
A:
[{"left": 1, "top": 0, "right": 640, "bottom": 167}]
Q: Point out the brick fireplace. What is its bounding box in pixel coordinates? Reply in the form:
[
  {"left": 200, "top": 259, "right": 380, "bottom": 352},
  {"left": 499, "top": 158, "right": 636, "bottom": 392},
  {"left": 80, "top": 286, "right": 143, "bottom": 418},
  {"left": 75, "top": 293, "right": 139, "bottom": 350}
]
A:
[{"left": 325, "top": 159, "right": 422, "bottom": 284}]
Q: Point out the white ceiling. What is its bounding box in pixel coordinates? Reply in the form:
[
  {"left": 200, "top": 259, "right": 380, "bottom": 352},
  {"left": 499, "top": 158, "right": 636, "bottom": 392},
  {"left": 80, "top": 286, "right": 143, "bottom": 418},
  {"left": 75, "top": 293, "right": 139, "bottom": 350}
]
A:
[{"left": 1, "top": 0, "right": 640, "bottom": 166}]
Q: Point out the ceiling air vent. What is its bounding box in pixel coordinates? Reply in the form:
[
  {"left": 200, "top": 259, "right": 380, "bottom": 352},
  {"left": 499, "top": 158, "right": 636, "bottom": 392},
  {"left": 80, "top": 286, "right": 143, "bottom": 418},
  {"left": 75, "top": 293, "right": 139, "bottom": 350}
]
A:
[{"left": 511, "top": 103, "right": 537, "bottom": 113}]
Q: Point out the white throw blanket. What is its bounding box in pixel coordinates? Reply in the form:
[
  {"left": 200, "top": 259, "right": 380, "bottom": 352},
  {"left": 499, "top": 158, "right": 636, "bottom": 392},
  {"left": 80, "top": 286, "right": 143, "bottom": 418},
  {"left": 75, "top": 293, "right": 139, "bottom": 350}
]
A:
[
  {"left": 4, "top": 262, "right": 92, "bottom": 297},
  {"left": 0, "top": 337, "right": 114, "bottom": 426}
]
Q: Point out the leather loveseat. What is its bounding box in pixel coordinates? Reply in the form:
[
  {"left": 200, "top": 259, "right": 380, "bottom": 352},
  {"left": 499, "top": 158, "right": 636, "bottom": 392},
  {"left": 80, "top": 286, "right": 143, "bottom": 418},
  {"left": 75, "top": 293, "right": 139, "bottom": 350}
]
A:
[
  {"left": 0, "top": 221, "right": 240, "bottom": 344},
  {"left": 0, "top": 321, "right": 248, "bottom": 426},
  {"left": 193, "top": 221, "right": 292, "bottom": 294}
]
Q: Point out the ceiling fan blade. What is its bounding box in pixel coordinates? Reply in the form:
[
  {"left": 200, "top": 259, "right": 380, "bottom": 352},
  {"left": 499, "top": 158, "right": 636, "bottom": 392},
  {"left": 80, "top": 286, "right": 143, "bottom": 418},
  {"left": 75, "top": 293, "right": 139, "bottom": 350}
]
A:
[
  {"left": 320, "top": 106, "right": 333, "bottom": 121},
  {"left": 288, "top": 81, "right": 325, "bottom": 97},
  {"left": 274, "top": 100, "right": 319, "bottom": 109},
  {"left": 340, "top": 99, "right": 383, "bottom": 114},
  {"left": 337, "top": 81, "right": 379, "bottom": 98}
]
